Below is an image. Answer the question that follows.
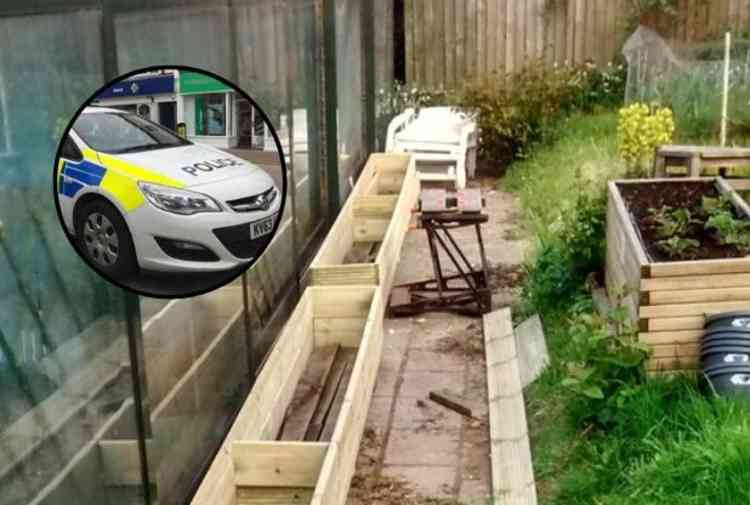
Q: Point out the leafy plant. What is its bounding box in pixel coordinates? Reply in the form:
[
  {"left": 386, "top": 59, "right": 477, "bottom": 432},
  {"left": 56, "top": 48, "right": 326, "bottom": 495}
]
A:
[
  {"left": 646, "top": 205, "right": 700, "bottom": 239},
  {"left": 617, "top": 103, "right": 675, "bottom": 176},
  {"left": 560, "top": 300, "right": 650, "bottom": 428},
  {"left": 705, "top": 210, "right": 750, "bottom": 252},
  {"left": 657, "top": 236, "right": 700, "bottom": 258}
]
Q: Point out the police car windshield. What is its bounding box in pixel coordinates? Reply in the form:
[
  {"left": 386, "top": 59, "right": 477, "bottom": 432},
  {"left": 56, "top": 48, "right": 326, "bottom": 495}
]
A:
[{"left": 73, "top": 112, "right": 190, "bottom": 154}]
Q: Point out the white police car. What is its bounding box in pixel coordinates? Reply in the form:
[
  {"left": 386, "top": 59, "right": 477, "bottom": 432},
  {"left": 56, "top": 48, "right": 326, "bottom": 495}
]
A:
[{"left": 56, "top": 107, "right": 281, "bottom": 278}]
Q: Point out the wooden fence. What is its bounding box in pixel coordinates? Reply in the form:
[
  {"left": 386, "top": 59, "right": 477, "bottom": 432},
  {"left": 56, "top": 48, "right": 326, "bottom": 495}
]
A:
[{"left": 404, "top": 0, "right": 750, "bottom": 89}]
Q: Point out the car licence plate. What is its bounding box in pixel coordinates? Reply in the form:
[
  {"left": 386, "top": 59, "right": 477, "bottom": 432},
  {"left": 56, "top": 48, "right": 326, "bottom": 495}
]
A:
[{"left": 250, "top": 216, "right": 275, "bottom": 239}]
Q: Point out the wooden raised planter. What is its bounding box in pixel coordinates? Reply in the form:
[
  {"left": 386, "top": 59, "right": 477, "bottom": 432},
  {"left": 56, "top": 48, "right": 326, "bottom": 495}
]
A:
[
  {"left": 193, "top": 153, "right": 416, "bottom": 505},
  {"left": 192, "top": 285, "right": 383, "bottom": 505},
  {"left": 606, "top": 177, "right": 750, "bottom": 372},
  {"left": 307, "top": 152, "right": 418, "bottom": 298}
]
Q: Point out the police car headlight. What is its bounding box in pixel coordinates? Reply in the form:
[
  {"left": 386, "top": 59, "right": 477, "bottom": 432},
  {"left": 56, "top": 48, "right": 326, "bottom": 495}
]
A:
[{"left": 138, "top": 182, "right": 222, "bottom": 215}]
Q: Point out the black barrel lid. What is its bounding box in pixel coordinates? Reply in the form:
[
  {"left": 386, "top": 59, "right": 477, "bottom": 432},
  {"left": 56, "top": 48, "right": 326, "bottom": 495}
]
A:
[{"left": 705, "top": 311, "right": 750, "bottom": 329}]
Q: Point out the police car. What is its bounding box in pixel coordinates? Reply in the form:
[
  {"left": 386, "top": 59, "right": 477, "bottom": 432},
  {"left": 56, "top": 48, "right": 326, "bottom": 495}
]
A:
[{"left": 56, "top": 106, "right": 281, "bottom": 278}]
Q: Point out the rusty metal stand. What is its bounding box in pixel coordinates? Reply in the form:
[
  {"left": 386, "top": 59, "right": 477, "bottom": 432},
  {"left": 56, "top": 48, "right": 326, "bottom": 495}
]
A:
[{"left": 388, "top": 189, "right": 492, "bottom": 317}]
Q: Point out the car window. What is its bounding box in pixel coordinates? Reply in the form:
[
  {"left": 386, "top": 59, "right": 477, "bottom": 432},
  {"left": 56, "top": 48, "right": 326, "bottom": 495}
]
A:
[
  {"left": 60, "top": 135, "right": 83, "bottom": 161},
  {"left": 73, "top": 112, "right": 190, "bottom": 154}
]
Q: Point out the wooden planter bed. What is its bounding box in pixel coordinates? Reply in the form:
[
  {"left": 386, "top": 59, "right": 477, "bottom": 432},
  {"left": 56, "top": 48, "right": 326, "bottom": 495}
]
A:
[
  {"left": 193, "top": 285, "right": 383, "bottom": 505},
  {"left": 606, "top": 177, "right": 750, "bottom": 372},
  {"left": 307, "top": 153, "right": 418, "bottom": 297},
  {"left": 193, "top": 152, "right": 416, "bottom": 505}
]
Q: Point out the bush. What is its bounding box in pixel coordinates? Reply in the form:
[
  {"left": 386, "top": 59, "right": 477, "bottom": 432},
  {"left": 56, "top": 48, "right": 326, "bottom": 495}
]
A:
[
  {"left": 524, "top": 180, "right": 607, "bottom": 313},
  {"left": 459, "top": 61, "right": 625, "bottom": 168}
]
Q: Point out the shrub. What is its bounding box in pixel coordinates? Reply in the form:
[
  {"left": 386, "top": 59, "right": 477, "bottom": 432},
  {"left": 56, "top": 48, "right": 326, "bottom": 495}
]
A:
[
  {"left": 617, "top": 103, "right": 674, "bottom": 177},
  {"left": 524, "top": 180, "right": 607, "bottom": 313},
  {"left": 561, "top": 299, "right": 650, "bottom": 428},
  {"left": 460, "top": 61, "right": 625, "bottom": 169}
]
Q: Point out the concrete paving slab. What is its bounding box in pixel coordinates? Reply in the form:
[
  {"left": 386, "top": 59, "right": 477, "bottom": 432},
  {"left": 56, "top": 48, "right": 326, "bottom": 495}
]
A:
[
  {"left": 384, "top": 429, "right": 460, "bottom": 466},
  {"left": 382, "top": 465, "right": 457, "bottom": 498}
]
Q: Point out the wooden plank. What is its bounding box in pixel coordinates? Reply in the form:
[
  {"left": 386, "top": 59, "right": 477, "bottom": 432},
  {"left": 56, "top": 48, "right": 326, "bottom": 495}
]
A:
[
  {"left": 280, "top": 346, "right": 339, "bottom": 441},
  {"left": 648, "top": 258, "right": 750, "bottom": 278},
  {"left": 477, "top": 0, "right": 487, "bottom": 78},
  {"left": 352, "top": 195, "right": 398, "bottom": 217},
  {"left": 649, "top": 343, "right": 701, "bottom": 359},
  {"left": 497, "top": 0, "right": 507, "bottom": 74},
  {"left": 445, "top": 0, "right": 456, "bottom": 87},
  {"left": 640, "top": 330, "right": 704, "bottom": 346},
  {"left": 608, "top": 182, "right": 650, "bottom": 267},
  {"left": 318, "top": 352, "right": 356, "bottom": 442},
  {"left": 237, "top": 487, "right": 313, "bottom": 505},
  {"left": 232, "top": 441, "right": 328, "bottom": 488},
  {"left": 313, "top": 318, "right": 367, "bottom": 348},
  {"left": 466, "top": 0, "right": 478, "bottom": 79},
  {"left": 309, "top": 264, "right": 378, "bottom": 286},
  {"left": 647, "top": 356, "right": 699, "bottom": 372},
  {"left": 642, "top": 316, "right": 706, "bottom": 332},
  {"left": 483, "top": 308, "right": 538, "bottom": 504},
  {"left": 640, "top": 300, "right": 750, "bottom": 319},
  {"left": 312, "top": 286, "right": 375, "bottom": 318},
  {"left": 505, "top": 0, "right": 515, "bottom": 74},
  {"left": 405, "top": 0, "right": 415, "bottom": 83},
  {"left": 574, "top": 0, "right": 585, "bottom": 64},
  {"left": 304, "top": 348, "right": 353, "bottom": 441},
  {"left": 644, "top": 287, "right": 750, "bottom": 305},
  {"left": 456, "top": 0, "right": 466, "bottom": 83},
  {"left": 429, "top": 389, "right": 473, "bottom": 417},
  {"left": 641, "top": 273, "right": 750, "bottom": 292}
]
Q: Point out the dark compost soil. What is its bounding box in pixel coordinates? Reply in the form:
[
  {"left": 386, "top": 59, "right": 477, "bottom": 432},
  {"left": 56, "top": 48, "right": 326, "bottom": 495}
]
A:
[{"left": 617, "top": 180, "right": 749, "bottom": 262}]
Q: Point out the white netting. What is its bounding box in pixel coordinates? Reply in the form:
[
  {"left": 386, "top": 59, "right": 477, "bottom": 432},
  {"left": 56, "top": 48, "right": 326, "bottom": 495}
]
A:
[{"left": 624, "top": 25, "right": 750, "bottom": 143}]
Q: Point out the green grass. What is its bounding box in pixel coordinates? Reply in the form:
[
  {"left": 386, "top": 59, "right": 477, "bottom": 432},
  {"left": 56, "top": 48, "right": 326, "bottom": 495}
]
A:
[
  {"left": 504, "top": 111, "right": 750, "bottom": 505},
  {"left": 500, "top": 110, "right": 624, "bottom": 242}
]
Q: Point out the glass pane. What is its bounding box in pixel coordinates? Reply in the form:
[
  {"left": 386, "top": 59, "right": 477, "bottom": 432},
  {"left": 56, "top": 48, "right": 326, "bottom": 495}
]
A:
[
  {"left": 336, "top": 0, "right": 365, "bottom": 202},
  {"left": 0, "top": 9, "right": 145, "bottom": 505},
  {"left": 114, "top": 4, "right": 232, "bottom": 77},
  {"left": 289, "top": 0, "right": 323, "bottom": 246}
]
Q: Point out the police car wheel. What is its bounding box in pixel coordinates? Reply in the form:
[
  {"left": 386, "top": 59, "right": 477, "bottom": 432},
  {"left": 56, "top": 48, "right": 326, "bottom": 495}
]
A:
[{"left": 76, "top": 200, "right": 137, "bottom": 278}]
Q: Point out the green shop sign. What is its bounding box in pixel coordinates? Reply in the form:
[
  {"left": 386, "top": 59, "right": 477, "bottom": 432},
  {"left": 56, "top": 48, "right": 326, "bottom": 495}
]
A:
[{"left": 179, "top": 71, "right": 231, "bottom": 94}]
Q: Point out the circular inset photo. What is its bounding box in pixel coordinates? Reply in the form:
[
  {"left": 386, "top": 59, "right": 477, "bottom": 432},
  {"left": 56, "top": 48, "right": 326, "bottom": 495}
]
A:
[{"left": 53, "top": 66, "right": 286, "bottom": 298}]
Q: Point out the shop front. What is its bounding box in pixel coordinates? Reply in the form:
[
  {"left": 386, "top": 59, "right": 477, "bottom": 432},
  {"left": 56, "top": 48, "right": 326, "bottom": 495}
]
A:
[
  {"left": 92, "top": 71, "right": 178, "bottom": 131},
  {"left": 178, "top": 70, "right": 242, "bottom": 149}
]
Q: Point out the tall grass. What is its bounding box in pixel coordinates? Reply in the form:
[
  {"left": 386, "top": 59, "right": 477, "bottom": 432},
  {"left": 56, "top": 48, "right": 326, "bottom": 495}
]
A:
[{"left": 501, "top": 110, "right": 624, "bottom": 243}]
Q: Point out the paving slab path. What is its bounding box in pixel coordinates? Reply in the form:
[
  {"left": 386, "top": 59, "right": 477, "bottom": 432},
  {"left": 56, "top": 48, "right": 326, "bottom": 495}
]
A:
[{"left": 348, "top": 180, "right": 527, "bottom": 504}]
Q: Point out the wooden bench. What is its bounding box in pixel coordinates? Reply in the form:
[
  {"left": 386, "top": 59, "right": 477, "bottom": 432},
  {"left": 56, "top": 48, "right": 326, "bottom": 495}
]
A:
[{"left": 654, "top": 145, "right": 750, "bottom": 189}]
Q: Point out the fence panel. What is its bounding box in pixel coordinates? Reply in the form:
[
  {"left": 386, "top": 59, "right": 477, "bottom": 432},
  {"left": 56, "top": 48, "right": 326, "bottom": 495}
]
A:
[{"left": 405, "top": 0, "right": 750, "bottom": 88}]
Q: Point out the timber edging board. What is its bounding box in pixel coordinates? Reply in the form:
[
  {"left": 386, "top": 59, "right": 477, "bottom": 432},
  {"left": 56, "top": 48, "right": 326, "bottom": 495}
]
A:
[
  {"left": 191, "top": 153, "right": 415, "bottom": 505},
  {"left": 483, "top": 308, "right": 538, "bottom": 505},
  {"left": 606, "top": 177, "right": 750, "bottom": 372}
]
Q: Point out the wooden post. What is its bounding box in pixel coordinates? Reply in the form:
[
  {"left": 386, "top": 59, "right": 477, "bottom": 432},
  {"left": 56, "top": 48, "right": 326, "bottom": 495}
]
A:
[
  {"left": 653, "top": 149, "right": 666, "bottom": 178},
  {"left": 688, "top": 154, "right": 702, "bottom": 177}
]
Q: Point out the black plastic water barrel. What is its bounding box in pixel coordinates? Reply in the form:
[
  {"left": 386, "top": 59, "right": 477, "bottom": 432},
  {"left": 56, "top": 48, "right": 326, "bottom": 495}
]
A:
[{"left": 701, "top": 312, "right": 750, "bottom": 401}]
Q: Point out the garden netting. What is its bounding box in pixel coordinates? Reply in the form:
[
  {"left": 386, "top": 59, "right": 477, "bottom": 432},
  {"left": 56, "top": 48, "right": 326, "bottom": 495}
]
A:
[{"left": 624, "top": 25, "right": 750, "bottom": 143}]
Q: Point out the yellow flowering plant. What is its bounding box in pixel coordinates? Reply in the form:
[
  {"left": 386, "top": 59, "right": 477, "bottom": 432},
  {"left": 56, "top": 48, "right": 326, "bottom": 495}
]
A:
[{"left": 617, "top": 103, "right": 674, "bottom": 177}]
